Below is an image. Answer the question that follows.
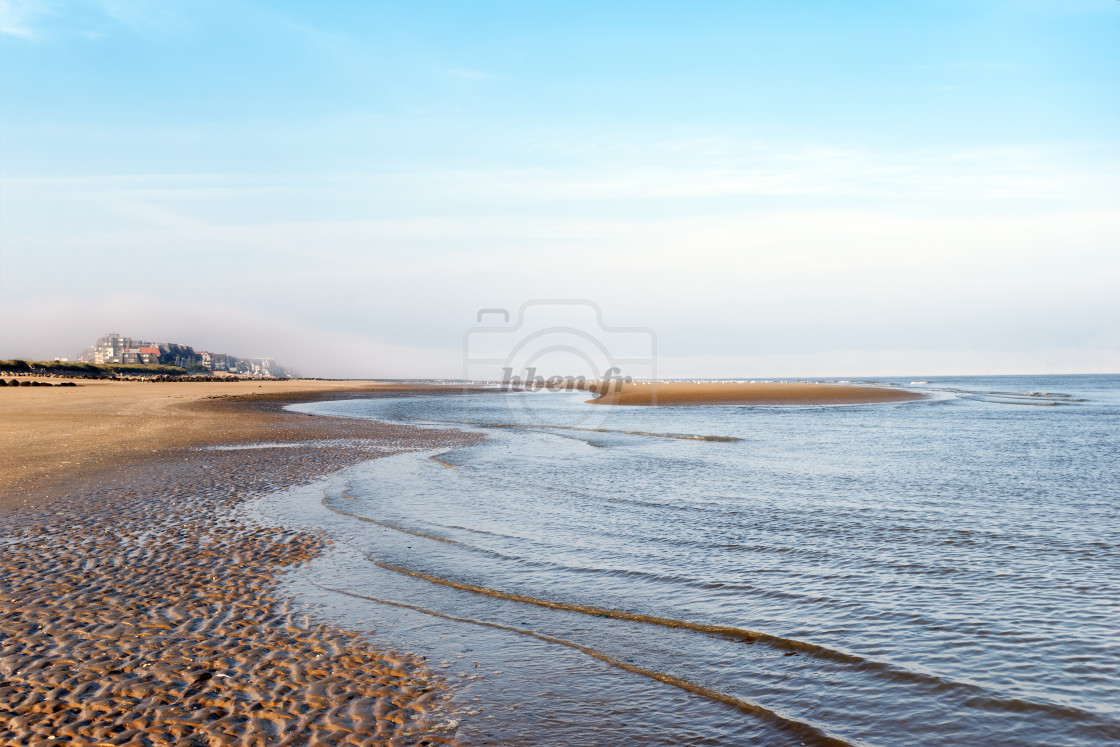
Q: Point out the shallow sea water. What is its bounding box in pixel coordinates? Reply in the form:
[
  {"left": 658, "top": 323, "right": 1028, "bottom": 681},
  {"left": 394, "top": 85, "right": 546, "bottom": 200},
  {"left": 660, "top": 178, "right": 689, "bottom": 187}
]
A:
[{"left": 250, "top": 375, "right": 1120, "bottom": 746}]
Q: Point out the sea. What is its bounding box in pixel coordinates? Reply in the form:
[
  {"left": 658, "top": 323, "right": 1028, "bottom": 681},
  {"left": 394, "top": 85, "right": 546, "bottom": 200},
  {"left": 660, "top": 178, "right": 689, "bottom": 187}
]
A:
[{"left": 247, "top": 375, "right": 1120, "bottom": 746}]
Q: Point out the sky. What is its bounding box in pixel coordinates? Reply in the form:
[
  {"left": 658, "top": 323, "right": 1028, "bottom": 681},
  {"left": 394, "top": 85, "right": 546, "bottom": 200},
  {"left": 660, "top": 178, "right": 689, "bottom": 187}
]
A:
[{"left": 1, "top": 0, "right": 1118, "bottom": 378}]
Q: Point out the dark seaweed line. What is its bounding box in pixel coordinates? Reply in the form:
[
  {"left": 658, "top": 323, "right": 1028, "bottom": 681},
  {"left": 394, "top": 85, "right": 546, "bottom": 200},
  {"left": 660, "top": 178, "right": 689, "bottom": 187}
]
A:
[
  {"left": 370, "top": 560, "right": 1117, "bottom": 733},
  {"left": 311, "top": 582, "right": 854, "bottom": 747},
  {"left": 323, "top": 488, "right": 1116, "bottom": 729}
]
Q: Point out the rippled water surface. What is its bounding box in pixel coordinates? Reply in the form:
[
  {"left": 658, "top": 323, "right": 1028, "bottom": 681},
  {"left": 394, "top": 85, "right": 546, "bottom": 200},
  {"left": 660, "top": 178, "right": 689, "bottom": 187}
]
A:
[{"left": 257, "top": 375, "right": 1120, "bottom": 746}]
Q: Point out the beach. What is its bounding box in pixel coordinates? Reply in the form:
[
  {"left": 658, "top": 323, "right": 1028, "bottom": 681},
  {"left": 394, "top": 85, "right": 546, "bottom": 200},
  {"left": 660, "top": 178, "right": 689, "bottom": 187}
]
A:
[
  {"left": 0, "top": 377, "right": 919, "bottom": 745},
  {"left": 0, "top": 379, "right": 482, "bottom": 745},
  {"left": 4, "top": 377, "right": 1115, "bottom": 746}
]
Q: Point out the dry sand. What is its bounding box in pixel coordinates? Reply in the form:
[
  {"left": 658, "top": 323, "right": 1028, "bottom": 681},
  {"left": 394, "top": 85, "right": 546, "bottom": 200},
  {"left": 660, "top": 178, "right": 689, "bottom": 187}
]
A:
[
  {"left": 586, "top": 381, "right": 924, "bottom": 406},
  {"left": 0, "top": 379, "right": 484, "bottom": 745},
  {"left": 0, "top": 378, "right": 473, "bottom": 512}
]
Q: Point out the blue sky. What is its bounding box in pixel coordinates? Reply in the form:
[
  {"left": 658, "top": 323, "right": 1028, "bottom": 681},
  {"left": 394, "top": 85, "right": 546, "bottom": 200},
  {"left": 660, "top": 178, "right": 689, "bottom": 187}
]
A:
[{"left": 2, "top": 0, "right": 1118, "bottom": 376}]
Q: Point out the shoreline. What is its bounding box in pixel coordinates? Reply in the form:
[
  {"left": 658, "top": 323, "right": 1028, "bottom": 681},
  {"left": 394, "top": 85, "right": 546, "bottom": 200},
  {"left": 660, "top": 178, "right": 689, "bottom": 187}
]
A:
[
  {"left": 586, "top": 381, "right": 925, "bottom": 406},
  {"left": 0, "top": 377, "right": 920, "bottom": 744},
  {"left": 0, "top": 380, "right": 486, "bottom": 744}
]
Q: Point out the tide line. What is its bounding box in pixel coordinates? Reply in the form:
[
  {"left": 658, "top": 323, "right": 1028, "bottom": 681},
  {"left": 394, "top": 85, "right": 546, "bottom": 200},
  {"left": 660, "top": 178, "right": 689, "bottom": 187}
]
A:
[
  {"left": 330, "top": 493, "right": 1107, "bottom": 727},
  {"left": 321, "top": 494, "right": 456, "bottom": 544},
  {"left": 370, "top": 563, "right": 1105, "bottom": 727}
]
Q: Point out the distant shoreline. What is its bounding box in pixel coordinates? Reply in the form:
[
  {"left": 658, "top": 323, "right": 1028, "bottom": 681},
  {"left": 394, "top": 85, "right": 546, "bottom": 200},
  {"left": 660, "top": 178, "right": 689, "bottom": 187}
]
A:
[{"left": 585, "top": 380, "right": 926, "bottom": 406}]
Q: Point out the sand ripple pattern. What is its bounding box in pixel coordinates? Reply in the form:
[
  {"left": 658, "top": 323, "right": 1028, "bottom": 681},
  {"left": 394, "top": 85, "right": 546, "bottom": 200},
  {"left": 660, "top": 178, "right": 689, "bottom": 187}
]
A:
[{"left": 0, "top": 429, "right": 480, "bottom": 746}]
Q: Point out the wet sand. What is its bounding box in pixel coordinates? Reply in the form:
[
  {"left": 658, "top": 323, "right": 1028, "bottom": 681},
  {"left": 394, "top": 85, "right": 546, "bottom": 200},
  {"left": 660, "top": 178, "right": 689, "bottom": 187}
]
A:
[
  {"left": 0, "top": 379, "right": 483, "bottom": 745},
  {"left": 587, "top": 381, "right": 924, "bottom": 406}
]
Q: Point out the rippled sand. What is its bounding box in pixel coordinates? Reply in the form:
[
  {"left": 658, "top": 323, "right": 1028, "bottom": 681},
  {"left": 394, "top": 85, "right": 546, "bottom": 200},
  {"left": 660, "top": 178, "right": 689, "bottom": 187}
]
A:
[{"left": 0, "top": 382, "right": 482, "bottom": 745}]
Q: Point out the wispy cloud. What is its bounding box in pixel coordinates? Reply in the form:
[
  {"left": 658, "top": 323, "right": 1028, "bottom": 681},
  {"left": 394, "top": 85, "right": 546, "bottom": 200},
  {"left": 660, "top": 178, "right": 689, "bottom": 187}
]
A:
[
  {"left": 85, "top": 0, "right": 188, "bottom": 39},
  {"left": 447, "top": 69, "right": 491, "bottom": 80},
  {"left": 3, "top": 139, "right": 1117, "bottom": 377},
  {"left": 895, "top": 61, "right": 1012, "bottom": 72},
  {"left": 0, "top": 0, "right": 42, "bottom": 38},
  {"left": 0, "top": 0, "right": 189, "bottom": 41},
  {"left": 6, "top": 141, "right": 1118, "bottom": 213},
  {"left": 997, "top": 0, "right": 1120, "bottom": 15}
]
